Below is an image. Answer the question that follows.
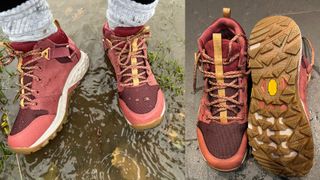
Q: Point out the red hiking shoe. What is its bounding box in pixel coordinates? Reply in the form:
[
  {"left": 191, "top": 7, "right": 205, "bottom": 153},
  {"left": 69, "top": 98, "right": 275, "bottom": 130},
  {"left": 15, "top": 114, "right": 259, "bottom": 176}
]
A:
[
  {"left": 193, "top": 8, "right": 248, "bottom": 171},
  {"left": 102, "top": 23, "right": 165, "bottom": 131},
  {"left": 1, "top": 21, "right": 89, "bottom": 154}
]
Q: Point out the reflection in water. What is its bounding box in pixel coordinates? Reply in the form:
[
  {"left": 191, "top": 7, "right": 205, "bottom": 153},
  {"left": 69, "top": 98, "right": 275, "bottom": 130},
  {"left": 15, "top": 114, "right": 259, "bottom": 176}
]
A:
[{"left": 109, "top": 147, "right": 146, "bottom": 180}]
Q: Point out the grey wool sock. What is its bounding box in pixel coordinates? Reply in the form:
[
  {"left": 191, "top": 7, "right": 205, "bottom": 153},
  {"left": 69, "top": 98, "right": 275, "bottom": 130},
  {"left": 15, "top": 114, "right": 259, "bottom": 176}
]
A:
[
  {"left": 0, "top": 0, "right": 57, "bottom": 42},
  {"left": 107, "top": 0, "right": 159, "bottom": 29}
]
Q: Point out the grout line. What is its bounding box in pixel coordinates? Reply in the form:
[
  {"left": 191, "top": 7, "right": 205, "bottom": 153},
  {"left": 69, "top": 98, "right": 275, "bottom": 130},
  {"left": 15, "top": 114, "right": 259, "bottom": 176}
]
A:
[
  {"left": 16, "top": 154, "right": 23, "bottom": 180},
  {"left": 282, "top": 9, "right": 320, "bottom": 15},
  {"left": 185, "top": 138, "right": 197, "bottom": 142}
]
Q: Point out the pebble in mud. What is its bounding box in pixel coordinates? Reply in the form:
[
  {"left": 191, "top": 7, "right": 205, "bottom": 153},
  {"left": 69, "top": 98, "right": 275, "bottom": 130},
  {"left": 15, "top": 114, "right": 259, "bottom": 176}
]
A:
[{"left": 96, "top": 128, "right": 102, "bottom": 137}]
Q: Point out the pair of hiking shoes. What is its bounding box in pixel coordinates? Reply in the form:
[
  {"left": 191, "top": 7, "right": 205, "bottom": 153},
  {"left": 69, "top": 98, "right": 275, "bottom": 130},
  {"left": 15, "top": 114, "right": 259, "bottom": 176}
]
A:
[
  {"left": 194, "top": 8, "right": 314, "bottom": 176},
  {"left": 0, "top": 21, "right": 165, "bottom": 154}
]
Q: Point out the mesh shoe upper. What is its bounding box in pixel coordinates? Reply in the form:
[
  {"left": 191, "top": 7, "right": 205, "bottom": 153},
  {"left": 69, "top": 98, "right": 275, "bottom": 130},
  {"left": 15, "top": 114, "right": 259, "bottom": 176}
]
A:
[
  {"left": 119, "top": 84, "right": 159, "bottom": 114},
  {"left": 10, "top": 109, "right": 48, "bottom": 135},
  {"left": 198, "top": 121, "right": 247, "bottom": 159}
]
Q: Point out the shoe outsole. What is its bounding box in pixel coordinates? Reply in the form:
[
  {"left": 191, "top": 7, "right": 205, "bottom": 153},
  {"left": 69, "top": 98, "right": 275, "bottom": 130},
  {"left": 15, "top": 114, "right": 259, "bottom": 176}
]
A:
[
  {"left": 247, "top": 16, "right": 314, "bottom": 176},
  {"left": 9, "top": 51, "right": 89, "bottom": 154},
  {"left": 131, "top": 115, "right": 164, "bottom": 132}
]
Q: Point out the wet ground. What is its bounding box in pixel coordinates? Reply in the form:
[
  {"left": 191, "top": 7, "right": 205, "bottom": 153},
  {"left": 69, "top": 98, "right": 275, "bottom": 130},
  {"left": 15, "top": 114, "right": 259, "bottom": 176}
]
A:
[
  {"left": 0, "top": 0, "right": 185, "bottom": 179},
  {"left": 185, "top": 0, "right": 320, "bottom": 179}
]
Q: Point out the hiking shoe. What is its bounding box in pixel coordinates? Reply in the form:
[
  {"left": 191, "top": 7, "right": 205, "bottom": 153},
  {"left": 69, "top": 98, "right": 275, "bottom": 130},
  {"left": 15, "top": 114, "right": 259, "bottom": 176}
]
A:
[
  {"left": 194, "top": 8, "right": 249, "bottom": 171},
  {"left": 102, "top": 23, "right": 165, "bottom": 131},
  {"left": 2, "top": 21, "right": 89, "bottom": 154},
  {"left": 247, "top": 16, "right": 314, "bottom": 176}
]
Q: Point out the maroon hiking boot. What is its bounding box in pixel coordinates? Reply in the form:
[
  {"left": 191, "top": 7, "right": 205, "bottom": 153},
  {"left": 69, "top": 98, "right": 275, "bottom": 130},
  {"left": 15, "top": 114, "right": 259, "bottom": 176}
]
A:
[
  {"left": 194, "top": 8, "right": 249, "bottom": 171},
  {"left": 102, "top": 23, "right": 165, "bottom": 131},
  {"left": 1, "top": 21, "right": 89, "bottom": 154}
]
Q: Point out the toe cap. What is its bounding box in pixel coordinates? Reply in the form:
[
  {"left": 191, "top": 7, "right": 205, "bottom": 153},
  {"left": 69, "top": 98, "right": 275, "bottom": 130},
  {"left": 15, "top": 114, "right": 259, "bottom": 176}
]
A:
[
  {"left": 119, "top": 84, "right": 160, "bottom": 114},
  {"left": 8, "top": 115, "right": 55, "bottom": 148},
  {"left": 119, "top": 89, "right": 165, "bottom": 126},
  {"left": 197, "top": 121, "right": 248, "bottom": 170}
]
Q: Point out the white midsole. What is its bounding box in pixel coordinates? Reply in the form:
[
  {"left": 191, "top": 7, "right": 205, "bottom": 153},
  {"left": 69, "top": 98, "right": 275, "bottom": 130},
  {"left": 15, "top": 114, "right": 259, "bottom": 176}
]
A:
[{"left": 30, "top": 51, "right": 89, "bottom": 148}]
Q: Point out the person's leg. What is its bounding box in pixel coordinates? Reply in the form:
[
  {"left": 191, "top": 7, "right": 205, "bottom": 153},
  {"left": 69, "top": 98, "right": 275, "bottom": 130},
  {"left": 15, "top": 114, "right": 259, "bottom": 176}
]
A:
[
  {"left": 133, "top": 0, "right": 156, "bottom": 5},
  {"left": 0, "top": 0, "right": 57, "bottom": 42},
  {"left": 106, "top": 0, "right": 159, "bottom": 29},
  {"left": 0, "top": 0, "right": 28, "bottom": 11}
]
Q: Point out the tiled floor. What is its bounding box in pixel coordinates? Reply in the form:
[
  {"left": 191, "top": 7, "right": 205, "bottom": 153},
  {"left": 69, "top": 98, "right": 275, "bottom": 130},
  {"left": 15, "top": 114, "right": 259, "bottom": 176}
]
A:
[{"left": 185, "top": 0, "right": 320, "bottom": 179}]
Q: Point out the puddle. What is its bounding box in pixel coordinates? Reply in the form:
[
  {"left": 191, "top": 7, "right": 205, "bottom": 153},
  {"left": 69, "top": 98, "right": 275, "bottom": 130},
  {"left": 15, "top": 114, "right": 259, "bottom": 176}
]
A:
[{"left": 0, "top": 0, "right": 185, "bottom": 179}]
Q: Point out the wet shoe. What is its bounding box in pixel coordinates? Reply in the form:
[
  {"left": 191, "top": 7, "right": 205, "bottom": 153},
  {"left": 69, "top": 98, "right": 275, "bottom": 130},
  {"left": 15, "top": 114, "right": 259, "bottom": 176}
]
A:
[
  {"left": 1, "top": 21, "right": 89, "bottom": 154},
  {"left": 247, "top": 16, "right": 314, "bottom": 176},
  {"left": 102, "top": 23, "right": 165, "bottom": 131},
  {"left": 194, "top": 8, "right": 249, "bottom": 171}
]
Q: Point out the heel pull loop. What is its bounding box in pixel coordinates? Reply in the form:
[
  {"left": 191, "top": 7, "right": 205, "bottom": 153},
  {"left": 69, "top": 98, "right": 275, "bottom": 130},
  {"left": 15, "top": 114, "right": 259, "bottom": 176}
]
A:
[
  {"left": 193, "top": 52, "right": 201, "bottom": 93},
  {"left": 54, "top": 19, "right": 61, "bottom": 29},
  {"left": 223, "top": 8, "right": 231, "bottom": 18}
]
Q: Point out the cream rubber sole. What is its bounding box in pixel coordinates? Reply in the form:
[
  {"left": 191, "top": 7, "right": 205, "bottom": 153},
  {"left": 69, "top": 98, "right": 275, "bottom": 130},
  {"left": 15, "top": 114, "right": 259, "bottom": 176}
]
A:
[
  {"left": 247, "top": 16, "right": 314, "bottom": 176},
  {"left": 124, "top": 98, "right": 166, "bottom": 132}
]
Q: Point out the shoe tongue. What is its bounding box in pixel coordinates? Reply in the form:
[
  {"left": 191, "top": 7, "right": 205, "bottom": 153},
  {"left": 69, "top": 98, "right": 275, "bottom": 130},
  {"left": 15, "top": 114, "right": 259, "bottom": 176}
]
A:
[
  {"left": 204, "top": 39, "right": 242, "bottom": 120},
  {"left": 204, "top": 39, "right": 241, "bottom": 72},
  {"left": 121, "top": 40, "right": 148, "bottom": 84},
  {"left": 114, "top": 26, "right": 144, "bottom": 37},
  {"left": 113, "top": 26, "right": 148, "bottom": 85}
]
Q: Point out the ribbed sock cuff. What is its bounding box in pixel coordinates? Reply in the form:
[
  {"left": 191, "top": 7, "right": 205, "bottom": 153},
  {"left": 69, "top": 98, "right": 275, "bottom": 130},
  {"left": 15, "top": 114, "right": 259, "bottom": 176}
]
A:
[
  {"left": 107, "top": 0, "right": 159, "bottom": 29},
  {"left": 0, "top": 0, "right": 57, "bottom": 42}
]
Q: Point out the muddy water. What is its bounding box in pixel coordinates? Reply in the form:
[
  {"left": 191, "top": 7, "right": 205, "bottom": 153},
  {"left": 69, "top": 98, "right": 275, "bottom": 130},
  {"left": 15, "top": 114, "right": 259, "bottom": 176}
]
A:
[{"left": 0, "top": 0, "right": 185, "bottom": 179}]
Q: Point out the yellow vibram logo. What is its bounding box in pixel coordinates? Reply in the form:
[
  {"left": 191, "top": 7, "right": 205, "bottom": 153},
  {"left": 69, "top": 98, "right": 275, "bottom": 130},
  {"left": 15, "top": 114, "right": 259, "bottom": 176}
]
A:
[{"left": 268, "top": 79, "right": 277, "bottom": 96}]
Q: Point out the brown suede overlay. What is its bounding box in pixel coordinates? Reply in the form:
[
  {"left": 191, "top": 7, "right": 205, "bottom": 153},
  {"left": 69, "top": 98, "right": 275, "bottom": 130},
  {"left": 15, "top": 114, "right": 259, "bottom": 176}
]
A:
[
  {"left": 10, "top": 108, "right": 48, "bottom": 135},
  {"left": 119, "top": 84, "right": 159, "bottom": 114},
  {"left": 198, "top": 121, "right": 247, "bottom": 159}
]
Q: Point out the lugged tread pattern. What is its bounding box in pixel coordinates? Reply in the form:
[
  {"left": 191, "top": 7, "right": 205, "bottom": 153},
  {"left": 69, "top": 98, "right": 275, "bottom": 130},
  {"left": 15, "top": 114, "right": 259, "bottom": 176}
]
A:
[{"left": 247, "top": 16, "right": 314, "bottom": 177}]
